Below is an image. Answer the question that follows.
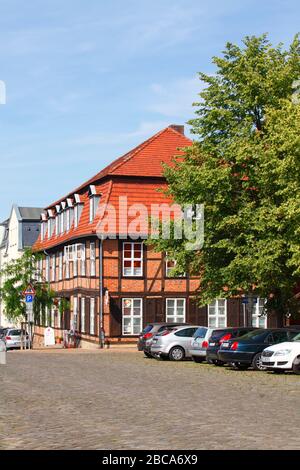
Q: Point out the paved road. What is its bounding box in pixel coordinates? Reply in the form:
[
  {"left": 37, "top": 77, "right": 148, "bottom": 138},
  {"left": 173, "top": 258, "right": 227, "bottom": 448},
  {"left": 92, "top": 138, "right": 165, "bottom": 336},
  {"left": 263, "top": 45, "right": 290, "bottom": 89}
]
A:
[{"left": 0, "top": 349, "right": 300, "bottom": 450}]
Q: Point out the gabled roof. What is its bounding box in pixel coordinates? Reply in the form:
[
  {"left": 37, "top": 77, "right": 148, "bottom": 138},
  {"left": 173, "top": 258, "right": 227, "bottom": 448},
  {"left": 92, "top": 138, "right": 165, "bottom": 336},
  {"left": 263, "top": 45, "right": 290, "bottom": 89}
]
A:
[
  {"left": 47, "top": 125, "right": 192, "bottom": 209},
  {"left": 34, "top": 125, "right": 193, "bottom": 250}
]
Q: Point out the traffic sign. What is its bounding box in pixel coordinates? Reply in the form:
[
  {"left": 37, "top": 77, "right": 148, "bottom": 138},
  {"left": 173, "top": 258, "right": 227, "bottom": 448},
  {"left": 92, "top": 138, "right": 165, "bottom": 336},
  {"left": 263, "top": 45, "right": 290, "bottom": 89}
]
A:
[
  {"left": 25, "top": 294, "right": 34, "bottom": 303},
  {"left": 242, "top": 298, "right": 248, "bottom": 304},
  {"left": 23, "top": 284, "right": 36, "bottom": 297}
]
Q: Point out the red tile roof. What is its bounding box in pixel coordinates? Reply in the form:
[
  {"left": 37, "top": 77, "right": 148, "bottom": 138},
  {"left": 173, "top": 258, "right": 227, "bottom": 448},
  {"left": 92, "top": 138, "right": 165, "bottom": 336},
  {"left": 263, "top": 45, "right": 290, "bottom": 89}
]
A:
[{"left": 34, "top": 126, "right": 192, "bottom": 251}]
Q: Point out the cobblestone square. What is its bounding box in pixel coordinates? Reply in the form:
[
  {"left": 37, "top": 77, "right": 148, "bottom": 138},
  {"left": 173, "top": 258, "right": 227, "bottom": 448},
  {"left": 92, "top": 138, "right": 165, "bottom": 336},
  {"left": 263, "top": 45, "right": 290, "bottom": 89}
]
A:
[{"left": 0, "top": 349, "right": 300, "bottom": 450}]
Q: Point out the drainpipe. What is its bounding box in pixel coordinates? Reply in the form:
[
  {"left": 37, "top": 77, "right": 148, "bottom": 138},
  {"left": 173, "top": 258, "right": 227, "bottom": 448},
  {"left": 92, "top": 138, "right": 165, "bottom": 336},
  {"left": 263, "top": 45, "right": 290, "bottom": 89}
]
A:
[{"left": 99, "top": 237, "right": 104, "bottom": 348}]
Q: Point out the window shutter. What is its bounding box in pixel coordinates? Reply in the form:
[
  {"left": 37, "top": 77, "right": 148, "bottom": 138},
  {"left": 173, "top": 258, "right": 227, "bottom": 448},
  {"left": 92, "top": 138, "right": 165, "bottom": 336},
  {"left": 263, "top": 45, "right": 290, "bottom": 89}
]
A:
[
  {"left": 227, "top": 298, "right": 241, "bottom": 327},
  {"left": 85, "top": 298, "right": 90, "bottom": 334},
  {"left": 188, "top": 299, "right": 207, "bottom": 326}
]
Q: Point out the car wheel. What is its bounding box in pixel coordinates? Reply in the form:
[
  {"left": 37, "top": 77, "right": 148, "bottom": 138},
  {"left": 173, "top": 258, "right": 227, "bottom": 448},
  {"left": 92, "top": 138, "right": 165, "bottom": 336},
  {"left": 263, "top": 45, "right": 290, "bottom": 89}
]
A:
[
  {"left": 192, "top": 356, "right": 204, "bottom": 363},
  {"left": 234, "top": 362, "right": 250, "bottom": 370},
  {"left": 169, "top": 346, "right": 185, "bottom": 361},
  {"left": 144, "top": 351, "right": 153, "bottom": 359},
  {"left": 214, "top": 360, "right": 224, "bottom": 366},
  {"left": 252, "top": 352, "right": 266, "bottom": 371},
  {"left": 292, "top": 356, "right": 300, "bottom": 375}
]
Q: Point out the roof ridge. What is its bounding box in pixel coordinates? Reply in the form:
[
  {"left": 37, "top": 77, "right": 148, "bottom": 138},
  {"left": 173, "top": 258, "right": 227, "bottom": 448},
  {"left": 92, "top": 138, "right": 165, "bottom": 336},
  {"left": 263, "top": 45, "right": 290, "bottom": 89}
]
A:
[{"left": 109, "top": 127, "right": 169, "bottom": 174}]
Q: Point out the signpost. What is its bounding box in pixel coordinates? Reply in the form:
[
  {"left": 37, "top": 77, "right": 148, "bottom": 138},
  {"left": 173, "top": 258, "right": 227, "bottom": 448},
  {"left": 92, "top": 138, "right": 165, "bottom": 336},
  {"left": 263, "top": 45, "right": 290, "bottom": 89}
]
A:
[{"left": 23, "top": 284, "right": 36, "bottom": 349}]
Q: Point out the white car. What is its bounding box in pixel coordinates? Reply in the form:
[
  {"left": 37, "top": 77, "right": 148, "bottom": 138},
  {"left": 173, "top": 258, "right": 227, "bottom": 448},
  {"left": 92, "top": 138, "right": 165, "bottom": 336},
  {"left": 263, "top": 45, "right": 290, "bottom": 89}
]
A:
[{"left": 261, "top": 331, "right": 300, "bottom": 374}]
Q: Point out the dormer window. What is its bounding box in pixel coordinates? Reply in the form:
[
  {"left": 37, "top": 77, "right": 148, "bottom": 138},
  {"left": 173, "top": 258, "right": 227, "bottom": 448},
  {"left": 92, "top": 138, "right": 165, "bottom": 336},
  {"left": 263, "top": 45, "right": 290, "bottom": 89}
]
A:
[
  {"left": 41, "top": 213, "right": 47, "bottom": 241},
  {"left": 66, "top": 198, "right": 74, "bottom": 232},
  {"left": 88, "top": 185, "right": 100, "bottom": 223},
  {"left": 60, "top": 201, "right": 66, "bottom": 234},
  {"left": 74, "top": 194, "right": 83, "bottom": 229},
  {"left": 47, "top": 210, "right": 55, "bottom": 239}
]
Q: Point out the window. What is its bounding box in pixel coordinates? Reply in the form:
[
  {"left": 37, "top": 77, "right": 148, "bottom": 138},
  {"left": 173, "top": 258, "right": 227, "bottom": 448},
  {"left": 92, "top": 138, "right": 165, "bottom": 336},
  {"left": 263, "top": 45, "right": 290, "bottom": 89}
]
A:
[
  {"left": 80, "top": 243, "right": 86, "bottom": 276},
  {"left": 57, "top": 300, "right": 61, "bottom": 328},
  {"left": 55, "top": 215, "right": 59, "bottom": 236},
  {"left": 60, "top": 211, "right": 65, "bottom": 234},
  {"left": 208, "top": 299, "right": 227, "bottom": 327},
  {"left": 45, "top": 256, "right": 50, "bottom": 282},
  {"left": 81, "top": 297, "right": 85, "bottom": 333},
  {"left": 175, "top": 327, "right": 198, "bottom": 337},
  {"left": 73, "top": 297, "right": 78, "bottom": 330},
  {"left": 51, "top": 306, "right": 55, "bottom": 327},
  {"left": 123, "top": 242, "right": 143, "bottom": 276},
  {"left": 252, "top": 298, "right": 267, "bottom": 328},
  {"left": 90, "top": 298, "right": 95, "bottom": 335},
  {"left": 89, "top": 195, "right": 100, "bottom": 223},
  {"left": 90, "top": 242, "right": 96, "bottom": 276},
  {"left": 51, "top": 254, "right": 56, "bottom": 282},
  {"left": 59, "top": 252, "right": 63, "bottom": 280},
  {"left": 166, "top": 298, "right": 186, "bottom": 323},
  {"left": 165, "top": 256, "right": 185, "bottom": 277},
  {"left": 65, "top": 250, "right": 70, "bottom": 279},
  {"left": 122, "top": 298, "right": 143, "bottom": 335},
  {"left": 41, "top": 222, "right": 45, "bottom": 241}
]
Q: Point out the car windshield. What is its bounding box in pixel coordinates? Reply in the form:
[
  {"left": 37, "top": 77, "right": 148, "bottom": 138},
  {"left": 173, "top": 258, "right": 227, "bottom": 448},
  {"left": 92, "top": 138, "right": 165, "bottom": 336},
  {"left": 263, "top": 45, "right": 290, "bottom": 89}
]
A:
[
  {"left": 237, "top": 329, "right": 268, "bottom": 341},
  {"left": 292, "top": 333, "right": 300, "bottom": 342}
]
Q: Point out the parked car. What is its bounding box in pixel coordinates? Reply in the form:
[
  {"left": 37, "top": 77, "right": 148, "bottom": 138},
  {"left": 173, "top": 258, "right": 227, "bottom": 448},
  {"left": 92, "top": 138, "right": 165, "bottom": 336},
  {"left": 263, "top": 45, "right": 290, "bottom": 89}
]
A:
[
  {"left": 218, "top": 328, "right": 299, "bottom": 371},
  {"left": 0, "top": 327, "right": 8, "bottom": 339},
  {"left": 4, "top": 329, "right": 30, "bottom": 350},
  {"left": 138, "top": 322, "right": 188, "bottom": 358},
  {"left": 206, "top": 327, "right": 257, "bottom": 366},
  {"left": 261, "top": 331, "right": 300, "bottom": 374},
  {"left": 151, "top": 325, "right": 200, "bottom": 361},
  {"left": 189, "top": 327, "right": 217, "bottom": 363}
]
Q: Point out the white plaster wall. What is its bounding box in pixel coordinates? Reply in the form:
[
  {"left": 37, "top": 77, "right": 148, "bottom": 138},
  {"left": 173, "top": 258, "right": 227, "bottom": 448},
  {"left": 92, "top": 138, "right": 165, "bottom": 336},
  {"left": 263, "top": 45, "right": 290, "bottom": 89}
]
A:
[{"left": 0, "top": 207, "right": 23, "bottom": 327}]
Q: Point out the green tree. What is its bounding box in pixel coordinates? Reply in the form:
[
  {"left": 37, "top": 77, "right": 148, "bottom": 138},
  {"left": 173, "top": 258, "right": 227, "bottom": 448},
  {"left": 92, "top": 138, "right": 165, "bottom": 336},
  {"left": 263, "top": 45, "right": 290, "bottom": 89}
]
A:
[
  {"left": 0, "top": 248, "right": 55, "bottom": 323},
  {"left": 149, "top": 34, "right": 300, "bottom": 324}
]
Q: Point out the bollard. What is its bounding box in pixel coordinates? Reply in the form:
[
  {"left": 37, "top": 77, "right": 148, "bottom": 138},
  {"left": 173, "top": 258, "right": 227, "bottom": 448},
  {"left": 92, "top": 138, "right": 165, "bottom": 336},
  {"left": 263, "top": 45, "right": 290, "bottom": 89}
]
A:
[{"left": 0, "top": 339, "right": 7, "bottom": 365}]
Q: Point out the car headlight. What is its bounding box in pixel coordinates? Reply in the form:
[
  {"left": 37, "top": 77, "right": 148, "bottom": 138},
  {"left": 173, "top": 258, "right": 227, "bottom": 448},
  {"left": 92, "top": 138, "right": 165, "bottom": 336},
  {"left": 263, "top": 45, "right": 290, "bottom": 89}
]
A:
[{"left": 274, "top": 349, "right": 292, "bottom": 356}]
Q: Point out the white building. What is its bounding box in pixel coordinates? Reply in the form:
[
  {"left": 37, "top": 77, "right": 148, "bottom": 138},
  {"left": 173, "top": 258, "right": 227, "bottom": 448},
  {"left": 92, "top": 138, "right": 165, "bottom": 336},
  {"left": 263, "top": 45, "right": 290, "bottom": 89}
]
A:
[{"left": 0, "top": 205, "right": 43, "bottom": 327}]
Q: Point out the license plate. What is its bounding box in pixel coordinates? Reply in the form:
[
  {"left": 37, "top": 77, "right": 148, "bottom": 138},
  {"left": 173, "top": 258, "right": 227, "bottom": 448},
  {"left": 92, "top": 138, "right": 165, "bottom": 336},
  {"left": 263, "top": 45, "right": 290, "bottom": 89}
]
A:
[
  {"left": 152, "top": 339, "right": 157, "bottom": 343},
  {"left": 222, "top": 342, "right": 230, "bottom": 348},
  {"left": 209, "top": 342, "right": 215, "bottom": 346}
]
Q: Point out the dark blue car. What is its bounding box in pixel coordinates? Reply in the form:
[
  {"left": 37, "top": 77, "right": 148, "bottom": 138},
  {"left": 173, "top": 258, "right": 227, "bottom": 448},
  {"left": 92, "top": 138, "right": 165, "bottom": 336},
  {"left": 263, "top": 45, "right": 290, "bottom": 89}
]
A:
[{"left": 218, "top": 328, "right": 299, "bottom": 370}]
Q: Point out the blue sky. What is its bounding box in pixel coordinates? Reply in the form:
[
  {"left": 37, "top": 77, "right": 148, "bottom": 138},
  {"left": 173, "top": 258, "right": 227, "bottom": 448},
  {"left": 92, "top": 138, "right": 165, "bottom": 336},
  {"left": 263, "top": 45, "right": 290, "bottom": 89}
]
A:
[{"left": 0, "top": 0, "right": 299, "bottom": 220}]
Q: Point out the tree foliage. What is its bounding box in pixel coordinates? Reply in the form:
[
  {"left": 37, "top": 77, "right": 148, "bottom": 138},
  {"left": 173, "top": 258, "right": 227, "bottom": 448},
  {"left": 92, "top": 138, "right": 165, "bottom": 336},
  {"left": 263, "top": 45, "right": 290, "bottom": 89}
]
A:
[
  {"left": 149, "top": 34, "right": 300, "bottom": 321},
  {"left": 0, "top": 249, "right": 54, "bottom": 323}
]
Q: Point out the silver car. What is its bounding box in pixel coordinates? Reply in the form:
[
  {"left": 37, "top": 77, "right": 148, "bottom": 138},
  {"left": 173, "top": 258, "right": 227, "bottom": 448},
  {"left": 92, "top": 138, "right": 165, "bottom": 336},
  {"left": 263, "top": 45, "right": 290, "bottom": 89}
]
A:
[
  {"left": 189, "top": 327, "right": 219, "bottom": 363},
  {"left": 4, "top": 328, "right": 30, "bottom": 350},
  {"left": 150, "top": 325, "right": 200, "bottom": 361}
]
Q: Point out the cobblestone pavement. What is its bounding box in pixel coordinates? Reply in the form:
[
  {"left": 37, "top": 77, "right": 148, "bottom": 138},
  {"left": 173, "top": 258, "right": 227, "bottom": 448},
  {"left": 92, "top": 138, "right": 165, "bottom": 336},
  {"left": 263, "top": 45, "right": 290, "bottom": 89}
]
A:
[{"left": 1, "top": 349, "right": 300, "bottom": 450}]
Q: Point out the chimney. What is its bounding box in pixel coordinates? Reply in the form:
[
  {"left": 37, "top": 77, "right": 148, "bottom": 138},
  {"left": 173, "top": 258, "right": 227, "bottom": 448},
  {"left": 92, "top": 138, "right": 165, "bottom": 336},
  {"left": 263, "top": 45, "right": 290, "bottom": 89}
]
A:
[{"left": 169, "top": 124, "right": 185, "bottom": 135}]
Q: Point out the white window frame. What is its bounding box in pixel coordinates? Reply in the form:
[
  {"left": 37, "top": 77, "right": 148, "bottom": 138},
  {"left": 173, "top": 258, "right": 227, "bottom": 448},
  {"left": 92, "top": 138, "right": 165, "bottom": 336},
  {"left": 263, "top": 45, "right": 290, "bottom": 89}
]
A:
[
  {"left": 81, "top": 297, "right": 85, "bottom": 333},
  {"left": 45, "top": 256, "right": 50, "bottom": 282},
  {"left": 80, "top": 243, "right": 86, "bottom": 276},
  {"left": 55, "top": 215, "right": 59, "bottom": 236},
  {"left": 165, "top": 255, "right": 186, "bottom": 278},
  {"left": 122, "top": 298, "right": 143, "bottom": 336},
  {"left": 208, "top": 299, "right": 227, "bottom": 328},
  {"left": 90, "top": 297, "right": 95, "bottom": 335},
  {"left": 51, "top": 254, "right": 56, "bottom": 282},
  {"left": 122, "top": 242, "right": 143, "bottom": 277},
  {"left": 89, "top": 195, "right": 100, "bottom": 223},
  {"left": 73, "top": 297, "right": 78, "bottom": 330},
  {"left": 252, "top": 298, "right": 267, "bottom": 328},
  {"left": 90, "top": 242, "right": 96, "bottom": 276},
  {"left": 166, "top": 298, "right": 186, "bottom": 323},
  {"left": 59, "top": 252, "right": 63, "bottom": 281}
]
